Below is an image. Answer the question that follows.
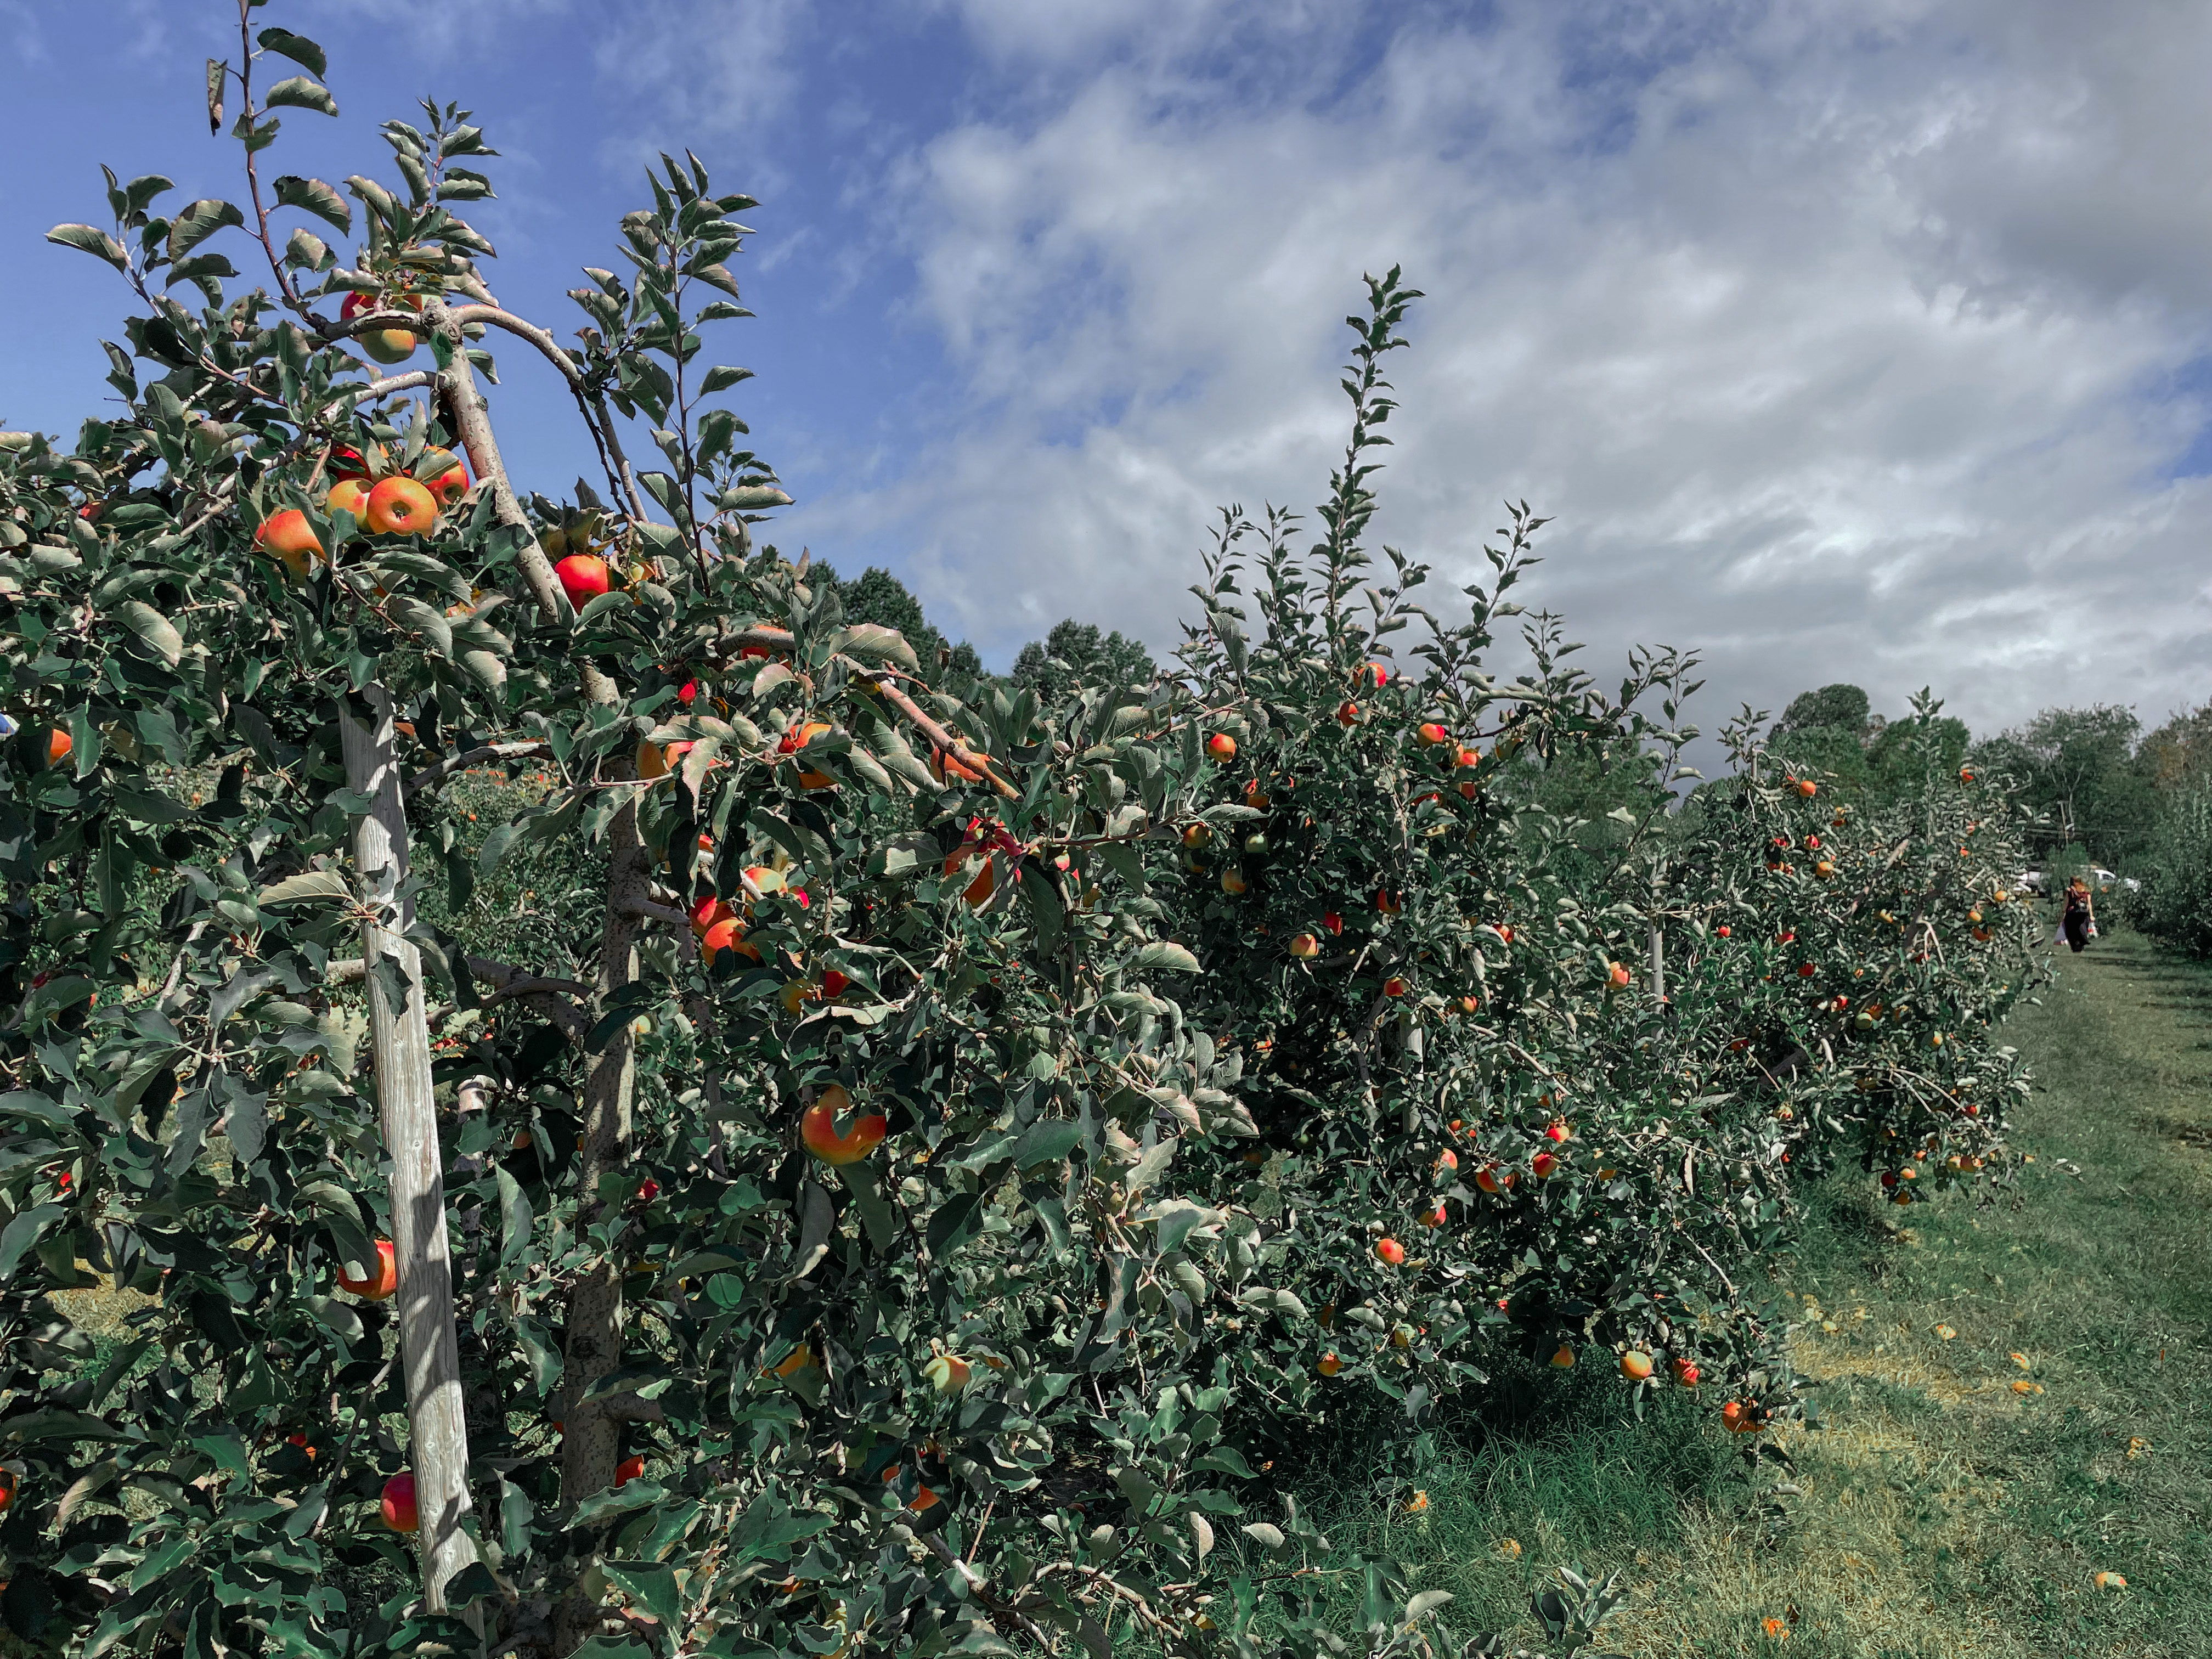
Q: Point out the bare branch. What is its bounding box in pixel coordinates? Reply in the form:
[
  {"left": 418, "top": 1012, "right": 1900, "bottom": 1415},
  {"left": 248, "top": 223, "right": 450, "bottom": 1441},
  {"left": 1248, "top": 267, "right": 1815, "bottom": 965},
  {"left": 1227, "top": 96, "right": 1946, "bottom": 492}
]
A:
[{"left": 447, "top": 302, "right": 652, "bottom": 524}]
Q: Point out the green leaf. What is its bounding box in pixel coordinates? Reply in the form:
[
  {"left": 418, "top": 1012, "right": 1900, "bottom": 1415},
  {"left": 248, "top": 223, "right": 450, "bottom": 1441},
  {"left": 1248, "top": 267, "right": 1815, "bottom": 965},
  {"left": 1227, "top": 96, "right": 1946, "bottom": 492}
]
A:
[
  {"left": 836, "top": 624, "right": 918, "bottom": 675},
  {"left": 698, "top": 365, "right": 754, "bottom": 395},
  {"left": 125, "top": 174, "right": 174, "bottom": 213},
  {"left": 263, "top": 76, "right": 337, "bottom": 116},
  {"left": 601, "top": 1562, "right": 684, "bottom": 1627},
  {"left": 716, "top": 483, "right": 792, "bottom": 512},
  {"left": 927, "top": 1191, "right": 984, "bottom": 1259},
  {"left": 499, "top": 1476, "right": 536, "bottom": 1561},
  {"left": 0, "top": 1205, "right": 64, "bottom": 1282},
  {"left": 205, "top": 58, "right": 224, "bottom": 133},
  {"left": 1014, "top": 1120, "right": 1083, "bottom": 1170},
  {"left": 256, "top": 870, "right": 352, "bottom": 907},
  {"left": 116, "top": 600, "right": 184, "bottom": 668},
  {"left": 495, "top": 1163, "right": 533, "bottom": 1269},
  {"left": 255, "top": 26, "right": 327, "bottom": 77},
  {"left": 46, "top": 224, "right": 127, "bottom": 270},
  {"left": 390, "top": 595, "right": 454, "bottom": 657},
  {"left": 165, "top": 253, "right": 236, "bottom": 287},
  {"left": 166, "top": 199, "right": 244, "bottom": 263},
  {"left": 272, "top": 174, "right": 352, "bottom": 233},
  {"left": 1129, "top": 941, "right": 1201, "bottom": 974}
]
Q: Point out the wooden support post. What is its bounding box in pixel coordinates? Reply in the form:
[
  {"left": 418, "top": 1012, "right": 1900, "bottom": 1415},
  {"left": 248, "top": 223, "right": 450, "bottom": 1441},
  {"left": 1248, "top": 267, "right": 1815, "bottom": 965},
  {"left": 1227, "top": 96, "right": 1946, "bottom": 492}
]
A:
[
  {"left": 1649, "top": 920, "right": 1666, "bottom": 1007},
  {"left": 341, "top": 685, "right": 478, "bottom": 1614}
]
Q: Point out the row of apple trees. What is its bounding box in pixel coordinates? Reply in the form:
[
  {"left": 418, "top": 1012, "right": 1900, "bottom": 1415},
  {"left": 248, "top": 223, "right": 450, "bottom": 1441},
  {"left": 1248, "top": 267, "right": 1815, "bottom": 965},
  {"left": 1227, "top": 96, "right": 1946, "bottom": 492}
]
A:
[{"left": 0, "top": 12, "right": 2041, "bottom": 1657}]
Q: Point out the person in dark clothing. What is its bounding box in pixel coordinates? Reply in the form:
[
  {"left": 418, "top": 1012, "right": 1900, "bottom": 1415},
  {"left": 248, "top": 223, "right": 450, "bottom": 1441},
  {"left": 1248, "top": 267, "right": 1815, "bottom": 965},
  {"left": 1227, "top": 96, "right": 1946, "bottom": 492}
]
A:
[{"left": 2061, "top": 876, "right": 2095, "bottom": 953}]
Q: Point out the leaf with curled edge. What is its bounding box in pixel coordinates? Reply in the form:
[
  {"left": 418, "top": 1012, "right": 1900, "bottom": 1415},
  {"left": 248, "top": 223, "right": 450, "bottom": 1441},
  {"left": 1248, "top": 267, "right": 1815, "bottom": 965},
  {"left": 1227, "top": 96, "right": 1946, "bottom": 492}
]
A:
[
  {"left": 256, "top": 869, "right": 352, "bottom": 907},
  {"left": 117, "top": 600, "right": 183, "bottom": 667},
  {"left": 388, "top": 595, "right": 453, "bottom": 657},
  {"left": 836, "top": 624, "right": 919, "bottom": 675},
  {"left": 1128, "top": 941, "right": 1200, "bottom": 974},
  {"left": 255, "top": 26, "right": 327, "bottom": 76},
  {"left": 167, "top": 198, "right": 244, "bottom": 262},
  {"left": 46, "top": 224, "right": 128, "bottom": 270},
  {"left": 263, "top": 76, "right": 337, "bottom": 116},
  {"left": 273, "top": 174, "right": 351, "bottom": 233}
]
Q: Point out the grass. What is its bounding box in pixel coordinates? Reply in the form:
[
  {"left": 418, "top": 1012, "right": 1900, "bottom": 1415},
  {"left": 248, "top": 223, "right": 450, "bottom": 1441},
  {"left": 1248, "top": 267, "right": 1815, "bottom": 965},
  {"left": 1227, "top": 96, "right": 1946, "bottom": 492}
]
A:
[{"left": 1301, "top": 928, "right": 2212, "bottom": 1657}]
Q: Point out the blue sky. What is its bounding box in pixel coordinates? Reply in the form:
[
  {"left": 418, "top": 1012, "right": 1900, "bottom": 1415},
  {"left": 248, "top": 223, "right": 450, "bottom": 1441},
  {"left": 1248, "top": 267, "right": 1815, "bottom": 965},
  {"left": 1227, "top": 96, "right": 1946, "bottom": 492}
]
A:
[{"left": 8, "top": 0, "right": 2212, "bottom": 742}]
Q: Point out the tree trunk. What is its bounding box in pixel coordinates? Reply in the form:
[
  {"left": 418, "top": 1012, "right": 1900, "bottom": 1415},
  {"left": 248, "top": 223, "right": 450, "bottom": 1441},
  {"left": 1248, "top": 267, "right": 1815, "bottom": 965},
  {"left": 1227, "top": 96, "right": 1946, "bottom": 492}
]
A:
[
  {"left": 554, "top": 791, "right": 654, "bottom": 1651},
  {"left": 340, "top": 685, "right": 479, "bottom": 1615}
]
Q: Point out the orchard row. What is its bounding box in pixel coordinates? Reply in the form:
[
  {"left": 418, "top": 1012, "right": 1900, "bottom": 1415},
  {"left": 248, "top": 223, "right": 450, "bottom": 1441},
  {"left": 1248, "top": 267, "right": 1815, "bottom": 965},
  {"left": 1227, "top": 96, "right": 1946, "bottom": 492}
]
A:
[{"left": 0, "top": 21, "right": 2040, "bottom": 1658}]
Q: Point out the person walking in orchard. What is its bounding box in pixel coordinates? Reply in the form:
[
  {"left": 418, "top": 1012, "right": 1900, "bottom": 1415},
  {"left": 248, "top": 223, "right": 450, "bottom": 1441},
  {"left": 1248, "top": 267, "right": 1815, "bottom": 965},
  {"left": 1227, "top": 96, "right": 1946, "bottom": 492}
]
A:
[{"left": 2062, "top": 874, "right": 2096, "bottom": 953}]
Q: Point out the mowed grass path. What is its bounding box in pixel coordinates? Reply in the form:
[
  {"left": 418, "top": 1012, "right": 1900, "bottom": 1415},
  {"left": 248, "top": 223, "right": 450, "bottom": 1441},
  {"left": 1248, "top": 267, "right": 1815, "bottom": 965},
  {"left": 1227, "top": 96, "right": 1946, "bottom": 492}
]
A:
[{"left": 1302, "top": 930, "right": 2212, "bottom": 1657}]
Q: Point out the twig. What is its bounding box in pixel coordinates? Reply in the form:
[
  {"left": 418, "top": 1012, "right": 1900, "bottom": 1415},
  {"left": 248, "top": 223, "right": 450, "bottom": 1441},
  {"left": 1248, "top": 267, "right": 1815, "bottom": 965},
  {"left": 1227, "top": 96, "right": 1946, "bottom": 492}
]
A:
[
  {"left": 402, "top": 740, "right": 550, "bottom": 799},
  {"left": 896, "top": 1511, "right": 1061, "bottom": 1654}
]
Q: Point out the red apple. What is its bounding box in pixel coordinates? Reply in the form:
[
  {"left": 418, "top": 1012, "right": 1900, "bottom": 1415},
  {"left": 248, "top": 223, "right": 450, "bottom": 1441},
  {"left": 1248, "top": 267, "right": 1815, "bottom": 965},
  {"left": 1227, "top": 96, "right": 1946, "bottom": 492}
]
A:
[
  {"left": 337, "top": 1239, "right": 398, "bottom": 1301},
  {"left": 419, "top": 447, "right": 469, "bottom": 507},
  {"left": 364, "top": 475, "right": 438, "bottom": 535},
  {"left": 615, "top": 1454, "right": 645, "bottom": 1488},
  {"left": 1417, "top": 722, "right": 1449, "bottom": 745},
  {"left": 1289, "top": 932, "right": 1320, "bottom": 959},
  {"left": 1375, "top": 1237, "right": 1406, "bottom": 1266},
  {"left": 554, "top": 552, "right": 611, "bottom": 610},
  {"left": 801, "top": 1085, "right": 887, "bottom": 1165},
  {"left": 253, "top": 509, "right": 323, "bottom": 579},
  {"left": 44, "top": 727, "right": 74, "bottom": 768},
  {"left": 1620, "top": 1351, "right": 1654, "bottom": 1381},
  {"left": 1323, "top": 911, "right": 1344, "bottom": 935},
  {"left": 702, "top": 918, "right": 761, "bottom": 966},
  {"left": 326, "top": 477, "right": 373, "bottom": 521},
  {"left": 381, "top": 1472, "right": 419, "bottom": 1533},
  {"left": 1207, "top": 732, "right": 1237, "bottom": 760}
]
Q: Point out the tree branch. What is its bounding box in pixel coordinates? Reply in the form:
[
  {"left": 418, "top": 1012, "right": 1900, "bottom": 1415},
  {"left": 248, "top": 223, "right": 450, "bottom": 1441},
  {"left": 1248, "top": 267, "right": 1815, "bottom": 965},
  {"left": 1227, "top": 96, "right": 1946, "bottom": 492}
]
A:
[
  {"left": 445, "top": 302, "right": 652, "bottom": 525},
  {"left": 403, "top": 740, "right": 550, "bottom": 799}
]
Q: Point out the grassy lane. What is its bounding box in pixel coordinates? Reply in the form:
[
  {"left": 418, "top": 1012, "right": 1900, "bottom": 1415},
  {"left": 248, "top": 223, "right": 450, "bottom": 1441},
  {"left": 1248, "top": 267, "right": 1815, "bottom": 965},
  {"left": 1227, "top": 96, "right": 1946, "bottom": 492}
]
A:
[{"left": 1304, "top": 930, "right": 2212, "bottom": 1657}]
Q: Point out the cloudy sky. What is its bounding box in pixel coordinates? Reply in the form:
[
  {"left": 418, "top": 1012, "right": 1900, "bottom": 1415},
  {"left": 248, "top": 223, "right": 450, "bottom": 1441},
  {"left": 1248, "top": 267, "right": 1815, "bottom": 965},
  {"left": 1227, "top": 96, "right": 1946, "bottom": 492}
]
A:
[{"left": 7, "top": 0, "right": 2211, "bottom": 742}]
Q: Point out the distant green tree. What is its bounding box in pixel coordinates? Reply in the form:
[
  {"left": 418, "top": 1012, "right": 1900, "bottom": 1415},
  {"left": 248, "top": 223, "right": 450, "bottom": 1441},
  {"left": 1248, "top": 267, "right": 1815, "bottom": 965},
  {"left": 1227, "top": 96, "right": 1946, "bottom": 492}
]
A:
[
  {"left": 1867, "top": 712, "right": 1970, "bottom": 803},
  {"left": 1011, "top": 618, "right": 1158, "bottom": 699},
  {"left": 1973, "top": 705, "right": 2154, "bottom": 868},
  {"left": 1768, "top": 683, "right": 1874, "bottom": 798},
  {"left": 1774, "top": 683, "right": 1873, "bottom": 740},
  {"left": 2137, "top": 702, "right": 2212, "bottom": 789},
  {"left": 808, "top": 560, "right": 983, "bottom": 678}
]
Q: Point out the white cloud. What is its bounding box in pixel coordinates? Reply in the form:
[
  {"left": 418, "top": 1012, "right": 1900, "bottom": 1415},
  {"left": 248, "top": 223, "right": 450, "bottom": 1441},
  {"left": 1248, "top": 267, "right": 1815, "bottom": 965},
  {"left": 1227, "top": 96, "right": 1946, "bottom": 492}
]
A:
[{"left": 787, "top": 0, "right": 2212, "bottom": 739}]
